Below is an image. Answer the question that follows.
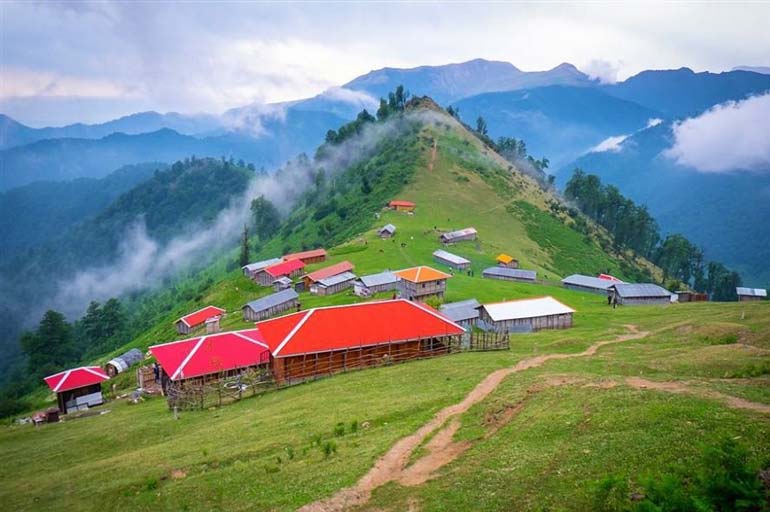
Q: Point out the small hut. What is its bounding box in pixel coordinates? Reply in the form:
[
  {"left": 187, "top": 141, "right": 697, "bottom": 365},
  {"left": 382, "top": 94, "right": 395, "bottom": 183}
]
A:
[
  {"left": 282, "top": 248, "right": 328, "bottom": 264},
  {"left": 394, "top": 266, "right": 452, "bottom": 301},
  {"left": 105, "top": 348, "right": 144, "bottom": 377},
  {"left": 242, "top": 257, "right": 282, "bottom": 279},
  {"left": 432, "top": 249, "right": 471, "bottom": 270},
  {"left": 482, "top": 267, "right": 536, "bottom": 283},
  {"left": 388, "top": 200, "right": 415, "bottom": 212},
  {"left": 478, "top": 297, "right": 574, "bottom": 333},
  {"left": 378, "top": 224, "right": 397, "bottom": 239},
  {"left": 439, "top": 299, "right": 480, "bottom": 329},
  {"left": 439, "top": 227, "right": 477, "bottom": 244},
  {"left": 273, "top": 276, "right": 293, "bottom": 291},
  {"left": 176, "top": 306, "right": 226, "bottom": 335},
  {"left": 561, "top": 274, "right": 616, "bottom": 295},
  {"left": 353, "top": 271, "right": 400, "bottom": 297},
  {"left": 205, "top": 316, "right": 221, "bottom": 334},
  {"left": 44, "top": 366, "right": 109, "bottom": 414},
  {"left": 608, "top": 283, "right": 672, "bottom": 306},
  {"left": 242, "top": 289, "right": 300, "bottom": 322},
  {"left": 310, "top": 271, "right": 358, "bottom": 296},
  {"left": 736, "top": 287, "right": 767, "bottom": 301},
  {"left": 496, "top": 254, "right": 519, "bottom": 269}
]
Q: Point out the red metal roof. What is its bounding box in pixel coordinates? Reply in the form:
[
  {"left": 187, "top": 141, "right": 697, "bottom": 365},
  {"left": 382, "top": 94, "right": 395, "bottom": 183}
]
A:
[
  {"left": 255, "top": 299, "right": 464, "bottom": 357},
  {"left": 44, "top": 366, "right": 109, "bottom": 393},
  {"left": 305, "top": 261, "right": 354, "bottom": 282},
  {"left": 283, "top": 248, "right": 327, "bottom": 261},
  {"left": 265, "top": 258, "right": 305, "bottom": 278},
  {"left": 389, "top": 200, "right": 415, "bottom": 207},
  {"left": 177, "top": 306, "right": 226, "bottom": 328},
  {"left": 149, "top": 329, "right": 270, "bottom": 381},
  {"left": 597, "top": 274, "right": 624, "bottom": 282}
]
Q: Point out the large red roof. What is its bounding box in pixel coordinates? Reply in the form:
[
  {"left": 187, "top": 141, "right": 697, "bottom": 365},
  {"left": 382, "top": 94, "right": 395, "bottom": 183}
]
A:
[
  {"left": 177, "top": 306, "right": 225, "bottom": 328},
  {"left": 305, "top": 261, "right": 354, "bottom": 282},
  {"left": 389, "top": 200, "right": 415, "bottom": 207},
  {"left": 44, "top": 366, "right": 109, "bottom": 393},
  {"left": 265, "top": 258, "right": 305, "bottom": 278},
  {"left": 255, "top": 299, "right": 464, "bottom": 357},
  {"left": 283, "top": 248, "right": 327, "bottom": 261},
  {"left": 149, "top": 329, "right": 270, "bottom": 381}
]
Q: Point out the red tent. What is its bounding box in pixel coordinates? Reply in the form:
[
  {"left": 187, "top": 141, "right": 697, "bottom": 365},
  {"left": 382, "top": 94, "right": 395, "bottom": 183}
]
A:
[{"left": 44, "top": 366, "right": 109, "bottom": 393}]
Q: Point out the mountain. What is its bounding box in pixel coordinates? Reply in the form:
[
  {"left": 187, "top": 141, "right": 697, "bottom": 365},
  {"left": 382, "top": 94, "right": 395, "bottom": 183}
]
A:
[
  {"left": 601, "top": 68, "right": 770, "bottom": 118},
  {"left": 562, "top": 122, "right": 770, "bottom": 286},
  {"left": 451, "top": 85, "right": 661, "bottom": 166},
  {"left": 732, "top": 65, "right": 770, "bottom": 75},
  {"left": 345, "top": 58, "right": 595, "bottom": 104}
]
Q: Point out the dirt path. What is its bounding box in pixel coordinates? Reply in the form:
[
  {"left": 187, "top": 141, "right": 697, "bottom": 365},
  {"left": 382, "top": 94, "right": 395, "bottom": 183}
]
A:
[
  {"left": 625, "top": 377, "right": 770, "bottom": 414},
  {"left": 299, "top": 325, "right": 649, "bottom": 512},
  {"left": 427, "top": 139, "right": 438, "bottom": 172}
]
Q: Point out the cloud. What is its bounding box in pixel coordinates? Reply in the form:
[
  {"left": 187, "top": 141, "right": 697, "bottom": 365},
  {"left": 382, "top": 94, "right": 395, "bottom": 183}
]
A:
[
  {"left": 582, "top": 59, "right": 621, "bottom": 84},
  {"left": 646, "top": 118, "right": 663, "bottom": 128},
  {"left": 318, "top": 87, "right": 378, "bottom": 110},
  {"left": 590, "top": 134, "right": 629, "bottom": 153},
  {"left": 664, "top": 93, "right": 770, "bottom": 173}
]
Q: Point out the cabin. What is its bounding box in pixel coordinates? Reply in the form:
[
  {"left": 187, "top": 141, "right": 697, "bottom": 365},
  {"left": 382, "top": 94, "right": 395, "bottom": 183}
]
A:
[
  {"left": 310, "top": 271, "right": 358, "bottom": 296},
  {"left": 478, "top": 297, "right": 575, "bottom": 333},
  {"left": 273, "top": 276, "right": 293, "bottom": 291},
  {"left": 389, "top": 200, "right": 415, "bottom": 212},
  {"left": 242, "top": 289, "right": 300, "bottom": 322},
  {"left": 609, "top": 283, "right": 672, "bottom": 306},
  {"left": 736, "top": 287, "right": 767, "bottom": 302},
  {"left": 378, "top": 224, "right": 397, "bottom": 239},
  {"left": 176, "top": 306, "right": 226, "bottom": 335},
  {"left": 149, "top": 329, "right": 270, "bottom": 391},
  {"left": 432, "top": 249, "right": 471, "bottom": 270},
  {"left": 676, "top": 291, "right": 709, "bottom": 302},
  {"left": 205, "top": 316, "right": 221, "bottom": 334},
  {"left": 241, "top": 257, "right": 282, "bottom": 279},
  {"left": 394, "top": 266, "right": 452, "bottom": 301},
  {"left": 255, "top": 299, "right": 464, "bottom": 384},
  {"left": 496, "top": 254, "right": 519, "bottom": 269},
  {"left": 353, "top": 271, "right": 400, "bottom": 297},
  {"left": 482, "top": 267, "right": 537, "bottom": 283},
  {"left": 561, "top": 274, "right": 616, "bottom": 295},
  {"left": 440, "top": 227, "right": 477, "bottom": 244},
  {"left": 105, "top": 348, "right": 144, "bottom": 377},
  {"left": 439, "top": 299, "right": 480, "bottom": 329},
  {"left": 302, "top": 261, "right": 355, "bottom": 289},
  {"left": 282, "top": 248, "right": 328, "bottom": 265},
  {"left": 44, "top": 366, "right": 109, "bottom": 414},
  {"left": 253, "top": 259, "right": 305, "bottom": 287}
]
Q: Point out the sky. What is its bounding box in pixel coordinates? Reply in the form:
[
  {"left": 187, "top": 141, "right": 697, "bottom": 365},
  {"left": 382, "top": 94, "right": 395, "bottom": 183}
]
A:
[{"left": 2, "top": 1, "right": 770, "bottom": 126}]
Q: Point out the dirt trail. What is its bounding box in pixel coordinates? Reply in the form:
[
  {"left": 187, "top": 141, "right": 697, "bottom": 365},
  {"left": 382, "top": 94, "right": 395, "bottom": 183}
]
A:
[
  {"left": 427, "top": 139, "right": 438, "bottom": 172},
  {"left": 299, "top": 325, "right": 648, "bottom": 512},
  {"left": 626, "top": 377, "right": 770, "bottom": 414}
]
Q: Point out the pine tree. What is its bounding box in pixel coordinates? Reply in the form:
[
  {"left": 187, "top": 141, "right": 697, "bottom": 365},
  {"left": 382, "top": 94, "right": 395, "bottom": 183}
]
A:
[{"left": 240, "top": 224, "right": 250, "bottom": 267}]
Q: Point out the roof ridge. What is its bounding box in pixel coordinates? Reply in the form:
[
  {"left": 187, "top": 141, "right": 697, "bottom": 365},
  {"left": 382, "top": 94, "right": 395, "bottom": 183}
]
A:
[
  {"left": 406, "top": 299, "right": 465, "bottom": 331},
  {"left": 53, "top": 370, "right": 72, "bottom": 392},
  {"left": 150, "top": 328, "right": 261, "bottom": 349},
  {"left": 231, "top": 331, "right": 270, "bottom": 350},
  {"left": 178, "top": 305, "right": 225, "bottom": 326},
  {"left": 172, "top": 335, "right": 208, "bottom": 380},
  {"left": 273, "top": 310, "right": 315, "bottom": 356}
]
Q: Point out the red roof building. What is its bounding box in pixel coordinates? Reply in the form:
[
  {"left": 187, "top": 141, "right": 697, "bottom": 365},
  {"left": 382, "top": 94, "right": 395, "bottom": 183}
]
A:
[
  {"left": 176, "top": 306, "right": 226, "bottom": 335},
  {"left": 302, "top": 260, "right": 354, "bottom": 287},
  {"left": 389, "top": 200, "right": 416, "bottom": 211},
  {"left": 150, "top": 329, "right": 270, "bottom": 382},
  {"left": 282, "top": 248, "right": 328, "bottom": 264},
  {"left": 255, "top": 299, "right": 464, "bottom": 383},
  {"left": 250, "top": 259, "right": 305, "bottom": 286},
  {"left": 44, "top": 366, "right": 109, "bottom": 414}
]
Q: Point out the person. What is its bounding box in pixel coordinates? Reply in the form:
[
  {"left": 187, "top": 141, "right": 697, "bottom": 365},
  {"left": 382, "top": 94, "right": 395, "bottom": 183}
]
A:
[
  {"left": 152, "top": 362, "right": 160, "bottom": 384},
  {"left": 607, "top": 294, "right": 612, "bottom": 306}
]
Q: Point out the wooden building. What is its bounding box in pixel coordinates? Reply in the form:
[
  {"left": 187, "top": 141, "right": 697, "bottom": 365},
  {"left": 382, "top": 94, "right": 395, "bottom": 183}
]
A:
[
  {"left": 105, "top": 348, "right": 144, "bottom": 377},
  {"left": 310, "top": 271, "right": 358, "bottom": 296},
  {"left": 353, "top": 271, "right": 400, "bottom": 297},
  {"left": 255, "top": 299, "right": 464, "bottom": 384},
  {"left": 561, "top": 274, "right": 616, "bottom": 295},
  {"left": 388, "top": 200, "right": 415, "bottom": 212},
  {"left": 176, "top": 306, "right": 226, "bottom": 335},
  {"left": 676, "top": 291, "right": 709, "bottom": 303},
  {"left": 242, "top": 289, "right": 300, "bottom": 322},
  {"left": 282, "top": 248, "right": 328, "bottom": 265},
  {"left": 44, "top": 366, "right": 109, "bottom": 414},
  {"left": 439, "top": 299, "right": 480, "bottom": 330},
  {"left": 496, "top": 254, "right": 519, "bottom": 269},
  {"left": 241, "top": 257, "right": 282, "bottom": 279},
  {"left": 439, "top": 227, "right": 477, "bottom": 244},
  {"left": 378, "top": 223, "right": 397, "bottom": 239},
  {"left": 736, "top": 287, "right": 767, "bottom": 302},
  {"left": 609, "top": 283, "right": 672, "bottom": 306},
  {"left": 253, "top": 259, "right": 305, "bottom": 287},
  {"left": 478, "top": 297, "right": 574, "bottom": 333},
  {"left": 302, "top": 260, "right": 355, "bottom": 289},
  {"left": 432, "top": 249, "right": 471, "bottom": 270},
  {"left": 482, "top": 267, "right": 536, "bottom": 283},
  {"left": 273, "top": 276, "right": 293, "bottom": 291},
  {"left": 394, "top": 266, "right": 452, "bottom": 301}
]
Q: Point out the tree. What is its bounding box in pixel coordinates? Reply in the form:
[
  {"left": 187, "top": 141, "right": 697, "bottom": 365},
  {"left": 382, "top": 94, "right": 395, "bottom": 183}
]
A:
[
  {"left": 20, "top": 310, "right": 76, "bottom": 378},
  {"left": 239, "top": 224, "right": 250, "bottom": 267},
  {"left": 361, "top": 176, "right": 372, "bottom": 195},
  {"left": 475, "top": 116, "right": 488, "bottom": 136},
  {"left": 250, "top": 196, "right": 281, "bottom": 241}
]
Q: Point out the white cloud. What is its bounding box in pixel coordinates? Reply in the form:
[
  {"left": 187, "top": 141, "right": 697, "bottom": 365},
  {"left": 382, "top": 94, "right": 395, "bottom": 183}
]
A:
[
  {"left": 590, "top": 134, "right": 629, "bottom": 153},
  {"left": 582, "top": 59, "right": 621, "bottom": 84},
  {"left": 0, "top": 67, "right": 134, "bottom": 99},
  {"left": 646, "top": 118, "right": 663, "bottom": 128},
  {"left": 318, "top": 87, "right": 378, "bottom": 110},
  {"left": 664, "top": 93, "right": 770, "bottom": 173}
]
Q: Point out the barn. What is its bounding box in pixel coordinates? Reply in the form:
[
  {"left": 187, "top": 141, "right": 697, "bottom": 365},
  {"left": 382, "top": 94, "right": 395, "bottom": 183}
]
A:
[
  {"left": 310, "top": 271, "right": 358, "bottom": 296},
  {"left": 609, "top": 283, "right": 672, "bottom": 306},
  {"left": 561, "top": 274, "right": 616, "bottom": 295},
  {"left": 176, "top": 306, "right": 226, "bottom": 335},
  {"left": 242, "top": 257, "right": 282, "bottom": 278},
  {"left": 353, "top": 271, "right": 400, "bottom": 297},
  {"left": 478, "top": 296, "right": 575, "bottom": 333},
  {"left": 149, "top": 329, "right": 270, "bottom": 390},
  {"left": 105, "top": 348, "right": 144, "bottom": 377},
  {"left": 439, "top": 299, "right": 480, "bottom": 329},
  {"left": 482, "top": 267, "right": 537, "bottom": 283},
  {"left": 253, "top": 259, "right": 305, "bottom": 286},
  {"left": 440, "top": 227, "right": 477, "bottom": 244},
  {"left": 496, "top": 253, "right": 519, "bottom": 268},
  {"left": 378, "top": 224, "right": 397, "bottom": 239},
  {"left": 394, "top": 266, "right": 452, "bottom": 301},
  {"left": 432, "top": 249, "right": 471, "bottom": 270},
  {"left": 302, "top": 261, "right": 354, "bottom": 289},
  {"left": 242, "top": 289, "right": 300, "bottom": 322},
  {"left": 389, "top": 200, "right": 415, "bottom": 212},
  {"left": 283, "top": 248, "right": 328, "bottom": 265},
  {"left": 255, "top": 299, "right": 465, "bottom": 384},
  {"left": 736, "top": 287, "right": 767, "bottom": 302},
  {"left": 44, "top": 366, "right": 109, "bottom": 414}
]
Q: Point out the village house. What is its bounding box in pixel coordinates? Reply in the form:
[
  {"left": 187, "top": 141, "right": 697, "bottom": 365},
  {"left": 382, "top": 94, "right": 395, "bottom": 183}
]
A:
[
  {"left": 439, "top": 227, "right": 477, "bottom": 244},
  {"left": 255, "top": 299, "right": 465, "bottom": 384},
  {"left": 388, "top": 200, "right": 415, "bottom": 212},
  {"left": 253, "top": 259, "right": 305, "bottom": 287},
  {"left": 242, "top": 289, "right": 300, "bottom": 322},
  {"left": 482, "top": 267, "right": 537, "bottom": 283},
  {"left": 608, "top": 283, "right": 672, "bottom": 306},
  {"left": 736, "top": 287, "right": 767, "bottom": 301},
  {"left": 439, "top": 298, "right": 480, "bottom": 330},
  {"left": 302, "top": 260, "right": 355, "bottom": 289},
  {"left": 432, "top": 249, "right": 471, "bottom": 271},
  {"left": 561, "top": 274, "right": 617, "bottom": 295},
  {"left": 478, "top": 296, "right": 575, "bottom": 333},
  {"left": 394, "top": 265, "right": 452, "bottom": 301},
  {"left": 353, "top": 271, "right": 400, "bottom": 297},
  {"left": 378, "top": 223, "right": 397, "bottom": 239},
  {"left": 175, "top": 306, "right": 226, "bottom": 335},
  {"left": 282, "top": 248, "right": 328, "bottom": 265},
  {"left": 496, "top": 253, "right": 519, "bottom": 268},
  {"left": 310, "top": 271, "right": 358, "bottom": 296},
  {"left": 44, "top": 366, "right": 110, "bottom": 414},
  {"left": 105, "top": 348, "right": 144, "bottom": 377},
  {"left": 272, "top": 276, "right": 293, "bottom": 291},
  {"left": 676, "top": 291, "right": 709, "bottom": 302},
  {"left": 241, "top": 257, "right": 282, "bottom": 279}
]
